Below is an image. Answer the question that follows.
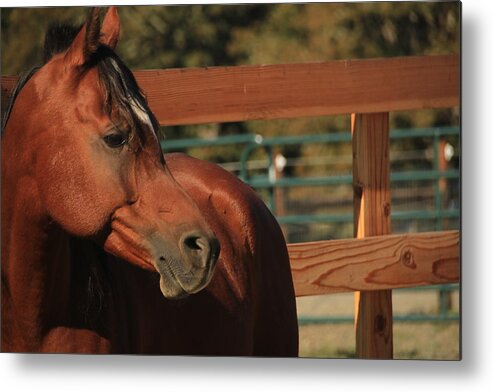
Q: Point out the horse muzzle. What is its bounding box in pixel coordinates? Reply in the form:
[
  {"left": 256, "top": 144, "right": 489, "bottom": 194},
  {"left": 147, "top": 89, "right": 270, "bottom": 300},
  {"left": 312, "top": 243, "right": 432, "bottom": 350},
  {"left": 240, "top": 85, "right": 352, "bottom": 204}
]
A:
[
  {"left": 155, "top": 231, "right": 220, "bottom": 299},
  {"left": 103, "top": 206, "right": 220, "bottom": 299}
]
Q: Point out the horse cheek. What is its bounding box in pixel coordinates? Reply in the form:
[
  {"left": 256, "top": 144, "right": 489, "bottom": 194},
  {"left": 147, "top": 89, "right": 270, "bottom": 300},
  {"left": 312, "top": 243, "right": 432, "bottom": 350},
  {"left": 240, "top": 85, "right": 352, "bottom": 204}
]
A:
[{"left": 36, "top": 144, "right": 120, "bottom": 237}]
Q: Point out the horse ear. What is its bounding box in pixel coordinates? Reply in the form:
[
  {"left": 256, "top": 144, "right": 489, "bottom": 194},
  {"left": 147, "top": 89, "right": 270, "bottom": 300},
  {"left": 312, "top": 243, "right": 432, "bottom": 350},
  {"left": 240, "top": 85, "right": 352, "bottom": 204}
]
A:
[
  {"left": 64, "top": 7, "right": 101, "bottom": 66},
  {"left": 100, "top": 7, "right": 120, "bottom": 49}
]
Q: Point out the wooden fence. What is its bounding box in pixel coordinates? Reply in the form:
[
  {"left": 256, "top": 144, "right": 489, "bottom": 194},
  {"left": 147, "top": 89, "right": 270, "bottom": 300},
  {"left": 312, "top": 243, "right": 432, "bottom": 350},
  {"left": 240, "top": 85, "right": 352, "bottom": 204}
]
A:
[{"left": 1, "top": 54, "right": 460, "bottom": 359}]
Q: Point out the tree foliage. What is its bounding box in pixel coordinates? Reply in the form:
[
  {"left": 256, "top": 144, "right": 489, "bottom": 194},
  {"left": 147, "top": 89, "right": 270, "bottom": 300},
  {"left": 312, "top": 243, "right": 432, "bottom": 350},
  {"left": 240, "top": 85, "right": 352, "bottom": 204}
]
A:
[
  {"left": 230, "top": 2, "right": 459, "bottom": 64},
  {"left": 1, "top": 5, "right": 273, "bottom": 74}
]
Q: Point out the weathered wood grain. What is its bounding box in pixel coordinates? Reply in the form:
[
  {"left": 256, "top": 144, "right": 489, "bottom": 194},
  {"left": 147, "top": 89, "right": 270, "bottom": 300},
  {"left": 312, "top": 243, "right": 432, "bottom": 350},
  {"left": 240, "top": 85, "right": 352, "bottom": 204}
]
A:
[
  {"left": 352, "top": 113, "right": 391, "bottom": 238},
  {"left": 1, "top": 55, "right": 459, "bottom": 126},
  {"left": 288, "top": 230, "right": 460, "bottom": 296},
  {"left": 352, "top": 112, "right": 393, "bottom": 358}
]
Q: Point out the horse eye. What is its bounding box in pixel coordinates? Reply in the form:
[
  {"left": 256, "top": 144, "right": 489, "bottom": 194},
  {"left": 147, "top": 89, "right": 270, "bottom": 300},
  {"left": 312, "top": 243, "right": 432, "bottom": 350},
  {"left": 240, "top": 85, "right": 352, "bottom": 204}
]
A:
[{"left": 103, "top": 133, "right": 128, "bottom": 148}]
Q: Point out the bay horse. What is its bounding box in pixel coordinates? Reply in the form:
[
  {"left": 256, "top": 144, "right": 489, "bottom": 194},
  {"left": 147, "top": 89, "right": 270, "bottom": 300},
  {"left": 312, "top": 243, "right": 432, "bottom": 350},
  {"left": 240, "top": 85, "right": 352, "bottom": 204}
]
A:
[{"left": 1, "top": 7, "right": 298, "bottom": 355}]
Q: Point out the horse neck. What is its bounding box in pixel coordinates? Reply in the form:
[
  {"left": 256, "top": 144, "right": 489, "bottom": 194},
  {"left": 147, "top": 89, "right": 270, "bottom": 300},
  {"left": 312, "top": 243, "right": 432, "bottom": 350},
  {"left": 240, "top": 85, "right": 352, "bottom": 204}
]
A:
[
  {"left": 2, "top": 152, "right": 79, "bottom": 349},
  {"left": 2, "top": 179, "right": 65, "bottom": 322}
]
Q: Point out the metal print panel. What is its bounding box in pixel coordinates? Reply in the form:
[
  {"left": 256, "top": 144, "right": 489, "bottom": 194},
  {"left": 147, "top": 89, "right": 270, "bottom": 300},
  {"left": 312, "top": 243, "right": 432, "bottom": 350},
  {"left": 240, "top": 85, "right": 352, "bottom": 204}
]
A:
[{"left": 1, "top": 2, "right": 460, "bottom": 359}]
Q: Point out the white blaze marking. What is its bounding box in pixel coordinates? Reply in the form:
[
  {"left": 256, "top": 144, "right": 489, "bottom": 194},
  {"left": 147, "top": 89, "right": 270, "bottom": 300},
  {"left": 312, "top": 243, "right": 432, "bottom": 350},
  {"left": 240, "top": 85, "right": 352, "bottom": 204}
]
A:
[
  {"left": 109, "top": 58, "right": 158, "bottom": 142},
  {"left": 129, "top": 97, "right": 158, "bottom": 142}
]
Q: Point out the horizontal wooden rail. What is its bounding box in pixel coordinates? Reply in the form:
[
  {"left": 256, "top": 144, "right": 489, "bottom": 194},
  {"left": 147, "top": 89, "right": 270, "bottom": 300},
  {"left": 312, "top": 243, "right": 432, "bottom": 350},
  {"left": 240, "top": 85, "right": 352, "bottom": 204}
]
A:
[
  {"left": 1, "top": 55, "right": 458, "bottom": 126},
  {"left": 288, "top": 230, "right": 459, "bottom": 297}
]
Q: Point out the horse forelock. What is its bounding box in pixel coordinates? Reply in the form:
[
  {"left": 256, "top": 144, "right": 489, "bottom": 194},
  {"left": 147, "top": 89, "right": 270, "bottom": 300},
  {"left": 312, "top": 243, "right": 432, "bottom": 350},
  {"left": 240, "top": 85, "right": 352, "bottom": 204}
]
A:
[{"left": 96, "top": 51, "right": 160, "bottom": 145}]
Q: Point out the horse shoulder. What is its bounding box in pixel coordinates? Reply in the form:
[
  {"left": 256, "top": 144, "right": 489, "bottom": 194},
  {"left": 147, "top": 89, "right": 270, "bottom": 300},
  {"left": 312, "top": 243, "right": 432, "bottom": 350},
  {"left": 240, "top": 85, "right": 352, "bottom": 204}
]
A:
[{"left": 166, "top": 153, "right": 298, "bottom": 356}]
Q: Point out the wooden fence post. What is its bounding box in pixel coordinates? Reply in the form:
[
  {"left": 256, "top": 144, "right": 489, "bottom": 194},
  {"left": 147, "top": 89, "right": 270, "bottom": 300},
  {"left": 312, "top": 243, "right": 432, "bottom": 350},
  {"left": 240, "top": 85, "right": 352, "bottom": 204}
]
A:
[{"left": 352, "top": 112, "right": 393, "bottom": 359}]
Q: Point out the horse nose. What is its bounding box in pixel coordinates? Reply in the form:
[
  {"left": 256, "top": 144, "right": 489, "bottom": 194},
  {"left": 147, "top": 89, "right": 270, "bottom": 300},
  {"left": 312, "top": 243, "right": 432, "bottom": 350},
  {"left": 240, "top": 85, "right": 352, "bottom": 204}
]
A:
[{"left": 180, "top": 232, "right": 220, "bottom": 269}]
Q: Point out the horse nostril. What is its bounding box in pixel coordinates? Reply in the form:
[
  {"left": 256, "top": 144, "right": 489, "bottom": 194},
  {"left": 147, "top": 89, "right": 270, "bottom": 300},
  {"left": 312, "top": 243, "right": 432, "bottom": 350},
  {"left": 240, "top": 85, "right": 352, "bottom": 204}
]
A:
[
  {"left": 181, "top": 233, "right": 220, "bottom": 268},
  {"left": 184, "top": 236, "right": 203, "bottom": 251}
]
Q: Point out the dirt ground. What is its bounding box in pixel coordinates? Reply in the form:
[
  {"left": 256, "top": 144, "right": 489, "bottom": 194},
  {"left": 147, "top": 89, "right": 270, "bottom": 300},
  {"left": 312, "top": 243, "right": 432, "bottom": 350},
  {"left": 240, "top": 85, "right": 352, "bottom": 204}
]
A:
[{"left": 296, "top": 289, "right": 460, "bottom": 360}]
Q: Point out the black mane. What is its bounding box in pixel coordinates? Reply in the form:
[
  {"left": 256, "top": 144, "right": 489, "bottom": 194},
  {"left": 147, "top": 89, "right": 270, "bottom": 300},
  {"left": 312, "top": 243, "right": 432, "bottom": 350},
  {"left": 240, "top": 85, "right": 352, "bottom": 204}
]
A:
[
  {"left": 43, "top": 23, "right": 81, "bottom": 63},
  {"left": 1, "top": 66, "right": 40, "bottom": 131}
]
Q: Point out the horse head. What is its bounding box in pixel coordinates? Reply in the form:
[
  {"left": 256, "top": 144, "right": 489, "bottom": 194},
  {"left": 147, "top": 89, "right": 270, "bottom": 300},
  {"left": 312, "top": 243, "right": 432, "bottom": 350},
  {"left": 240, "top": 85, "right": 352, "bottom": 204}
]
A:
[{"left": 2, "top": 7, "right": 219, "bottom": 299}]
